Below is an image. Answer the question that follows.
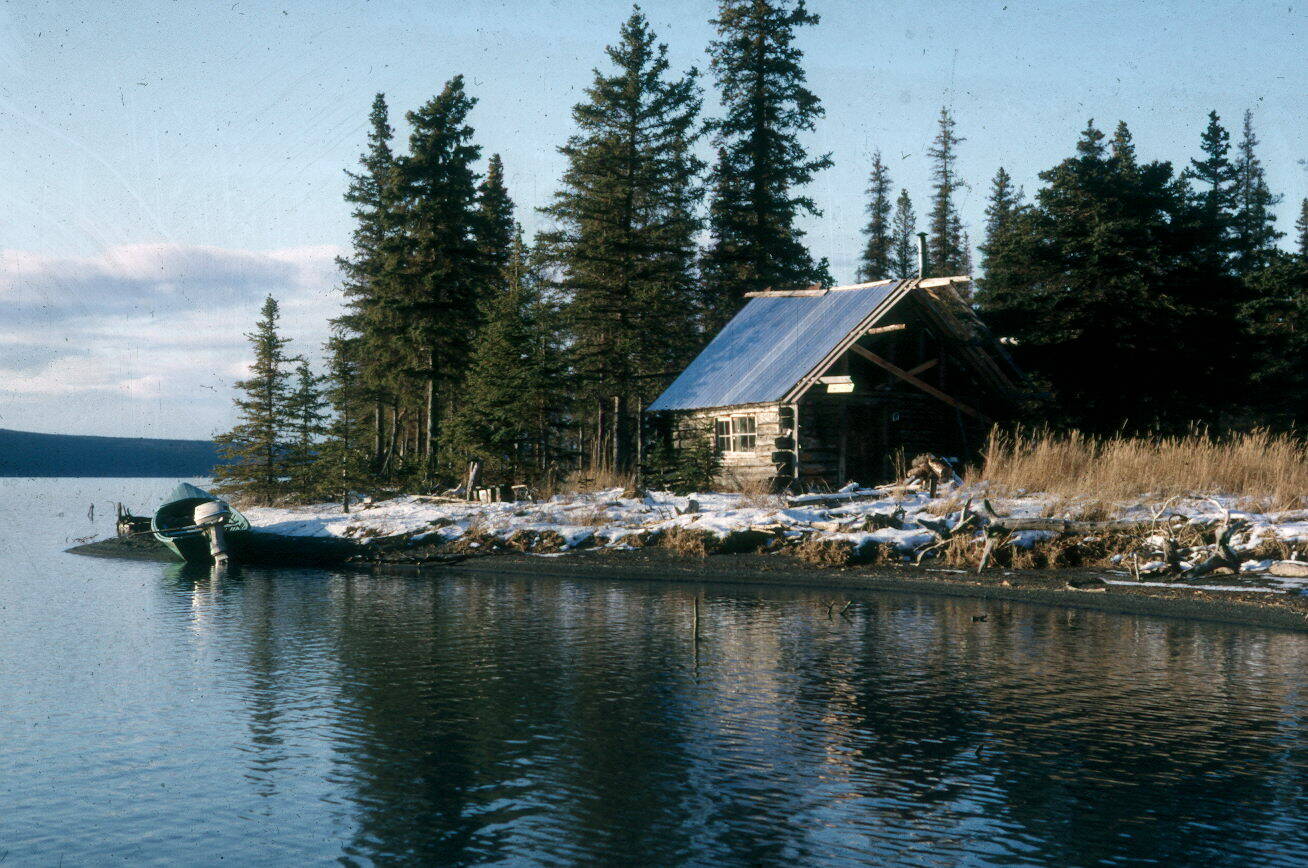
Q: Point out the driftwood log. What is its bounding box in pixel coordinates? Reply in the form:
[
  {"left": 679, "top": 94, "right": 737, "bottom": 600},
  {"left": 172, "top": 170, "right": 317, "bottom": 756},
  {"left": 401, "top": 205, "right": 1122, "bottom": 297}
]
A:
[
  {"left": 916, "top": 498, "right": 980, "bottom": 564},
  {"left": 905, "top": 453, "right": 956, "bottom": 498}
]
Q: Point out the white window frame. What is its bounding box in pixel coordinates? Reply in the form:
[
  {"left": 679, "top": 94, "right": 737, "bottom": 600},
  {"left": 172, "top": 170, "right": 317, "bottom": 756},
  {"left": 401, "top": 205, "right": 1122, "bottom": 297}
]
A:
[{"left": 714, "top": 414, "right": 757, "bottom": 454}]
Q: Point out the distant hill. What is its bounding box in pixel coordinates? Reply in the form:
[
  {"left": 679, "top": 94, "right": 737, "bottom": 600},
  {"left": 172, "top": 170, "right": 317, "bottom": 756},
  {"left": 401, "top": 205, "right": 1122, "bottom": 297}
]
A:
[{"left": 0, "top": 428, "right": 222, "bottom": 477}]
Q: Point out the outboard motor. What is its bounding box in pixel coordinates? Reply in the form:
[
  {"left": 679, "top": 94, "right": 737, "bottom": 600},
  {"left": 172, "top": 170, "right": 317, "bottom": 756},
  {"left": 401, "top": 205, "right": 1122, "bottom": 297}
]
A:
[{"left": 193, "top": 500, "right": 232, "bottom": 565}]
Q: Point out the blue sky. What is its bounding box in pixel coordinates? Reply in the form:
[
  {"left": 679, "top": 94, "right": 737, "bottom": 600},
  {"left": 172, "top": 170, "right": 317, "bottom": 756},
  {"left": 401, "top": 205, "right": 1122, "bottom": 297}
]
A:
[{"left": 2, "top": 0, "right": 1304, "bottom": 439}]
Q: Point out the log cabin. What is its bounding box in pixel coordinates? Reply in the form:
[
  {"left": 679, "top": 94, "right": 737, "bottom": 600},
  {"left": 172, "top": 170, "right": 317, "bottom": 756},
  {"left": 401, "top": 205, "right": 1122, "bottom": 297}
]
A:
[{"left": 646, "top": 276, "right": 1025, "bottom": 491}]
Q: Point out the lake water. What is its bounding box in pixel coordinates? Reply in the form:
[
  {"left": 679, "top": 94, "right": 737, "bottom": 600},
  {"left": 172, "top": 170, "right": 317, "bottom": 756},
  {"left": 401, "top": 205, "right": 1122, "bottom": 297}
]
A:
[{"left": 2, "top": 478, "right": 1308, "bottom": 866}]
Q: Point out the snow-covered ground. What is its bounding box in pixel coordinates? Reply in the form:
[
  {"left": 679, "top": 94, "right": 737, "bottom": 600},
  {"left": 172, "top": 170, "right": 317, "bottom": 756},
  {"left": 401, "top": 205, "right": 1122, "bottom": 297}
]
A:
[{"left": 242, "top": 484, "right": 1308, "bottom": 593}]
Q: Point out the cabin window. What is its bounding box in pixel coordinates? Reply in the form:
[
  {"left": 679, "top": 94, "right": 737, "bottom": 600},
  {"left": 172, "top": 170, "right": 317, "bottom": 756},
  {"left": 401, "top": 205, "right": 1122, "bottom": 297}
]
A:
[{"left": 715, "top": 414, "right": 756, "bottom": 453}]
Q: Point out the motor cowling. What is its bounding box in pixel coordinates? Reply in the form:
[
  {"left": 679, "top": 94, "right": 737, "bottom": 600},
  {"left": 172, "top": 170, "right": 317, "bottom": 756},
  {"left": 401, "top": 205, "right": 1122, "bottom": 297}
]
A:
[{"left": 193, "top": 500, "right": 230, "bottom": 527}]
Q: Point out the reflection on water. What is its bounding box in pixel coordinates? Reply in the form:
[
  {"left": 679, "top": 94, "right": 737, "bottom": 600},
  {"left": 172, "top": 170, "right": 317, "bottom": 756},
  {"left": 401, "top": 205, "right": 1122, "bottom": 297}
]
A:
[{"left": 2, "top": 479, "right": 1307, "bottom": 865}]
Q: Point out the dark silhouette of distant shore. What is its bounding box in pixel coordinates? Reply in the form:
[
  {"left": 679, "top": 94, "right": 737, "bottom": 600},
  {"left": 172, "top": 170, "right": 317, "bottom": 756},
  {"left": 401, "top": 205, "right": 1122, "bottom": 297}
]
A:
[{"left": 0, "top": 428, "right": 220, "bottom": 477}]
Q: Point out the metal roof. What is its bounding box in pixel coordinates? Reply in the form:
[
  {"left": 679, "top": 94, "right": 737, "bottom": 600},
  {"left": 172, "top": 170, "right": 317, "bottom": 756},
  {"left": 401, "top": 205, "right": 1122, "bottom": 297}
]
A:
[{"left": 648, "top": 281, "right": 905, "bottom": 412}]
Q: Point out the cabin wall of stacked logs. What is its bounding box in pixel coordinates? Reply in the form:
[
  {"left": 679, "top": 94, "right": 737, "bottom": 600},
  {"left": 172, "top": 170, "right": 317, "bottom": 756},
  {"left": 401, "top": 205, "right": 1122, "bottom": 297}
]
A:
[{"left": 670, "top": 394, "right": 976, "bottom": 492}]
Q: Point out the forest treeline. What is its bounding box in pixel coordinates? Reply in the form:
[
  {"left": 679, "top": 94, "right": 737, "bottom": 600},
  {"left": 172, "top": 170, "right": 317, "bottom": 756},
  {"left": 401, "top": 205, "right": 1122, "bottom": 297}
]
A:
[{"left": 214, "top": 0, "right": 1308, "bottom": 505}]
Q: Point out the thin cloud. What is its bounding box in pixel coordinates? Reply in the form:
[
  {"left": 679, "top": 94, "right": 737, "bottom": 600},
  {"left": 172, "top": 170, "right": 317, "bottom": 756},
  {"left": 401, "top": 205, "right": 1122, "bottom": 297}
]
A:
[{"left": 0, "top": 243, "right": 345, "bottom": 437}]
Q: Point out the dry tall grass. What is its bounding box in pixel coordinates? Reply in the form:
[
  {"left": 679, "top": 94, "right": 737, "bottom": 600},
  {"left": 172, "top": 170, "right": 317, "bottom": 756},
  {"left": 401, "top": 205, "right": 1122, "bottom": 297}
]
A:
[
  {"left": 972, "top": 427, "right": 1308, "bottom": 509},
  {"left": 551, "top": 468, "right": 636, "bottom": 496}
]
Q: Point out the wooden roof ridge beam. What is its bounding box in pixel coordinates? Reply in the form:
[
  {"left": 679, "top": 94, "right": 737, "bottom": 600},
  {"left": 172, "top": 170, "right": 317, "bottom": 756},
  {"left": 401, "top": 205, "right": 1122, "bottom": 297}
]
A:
[
  {"left": 848, "top": 343, "right": 988, "bottom": 422},
  {"left": 743, "top": 287, "right": 827, "bottom": 298},
  {"left": 744, "top": 278, "right": 902, "bottom": 298},
  {"left": 862, "top": 323, "right": 906, "bottom": 336},
  {"left": 828, "top": 278, "right": 897, "bottom": 291},
  {"left": 916, "top": 275, "right": 973, "bottom": 288}
]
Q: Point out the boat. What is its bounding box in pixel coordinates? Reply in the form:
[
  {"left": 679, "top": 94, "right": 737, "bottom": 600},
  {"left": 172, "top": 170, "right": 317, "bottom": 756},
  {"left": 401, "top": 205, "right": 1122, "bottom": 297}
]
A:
[{"left": 151, "top": 482, "right": 250, "bottom": 562}]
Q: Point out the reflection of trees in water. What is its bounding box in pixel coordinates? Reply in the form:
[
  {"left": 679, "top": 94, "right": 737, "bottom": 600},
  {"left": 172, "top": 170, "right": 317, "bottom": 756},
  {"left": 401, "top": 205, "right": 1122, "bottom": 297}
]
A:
[
  {"left": 327, "top": 576, "right": 709, "bottom": 865},
  {"left": 776, "top": 596, "right": 1308, "bottom": 864},
  {"left": 956, "top": 610, "right": 1308, "bottom": 865},
  {"left": 175, "top": 564, "right": 1308, "bottom": 865},
  {"left": 235, "top": 574, "right": 287, "bottom": 802}
]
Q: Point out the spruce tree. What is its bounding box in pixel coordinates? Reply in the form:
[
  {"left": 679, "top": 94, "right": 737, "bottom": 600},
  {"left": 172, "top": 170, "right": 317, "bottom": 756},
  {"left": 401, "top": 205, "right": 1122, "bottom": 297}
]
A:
[
  {"left": 1232, "top": 109, "right": 1283, "bottom": 275},
  {"left": 448, "top": 233, "right": 565, "bottom": 478},
  {"left": 476, "top": 153, "right": 516, "bottom": 297},
  {"left": 889, "top": 188, "right": 918, "bottom": 279},
  {"left": 396, "top": 75, "right": 486, "bottom": 475},
  {"left": 540, "top": 7, "right": 704, "bottom": 469},
  {"left": 701, "top": 0, "right": 831, "bottom": 323},
  {"left": 1182, "top": 110, "right": 1239, "bottom": 279},
  {"left": 926, "top": 106, "right": 967, "bottom": 276},
  {"left": 284, "top": 358, "right": 327, "bottom": 498},
  {"left": 980, "top": 167, "right": 1022, "bottom": 269},
  {"left": 317, "top": 327, "right": 374, "bottom": 507},
  {"left": 337, "top": 93, "right": 404, "bottom": 471},
  {"left": 1186, "top": 112, "right": 1236, "bottom": 225},
  {"left": 856, "top": 151, "right": 893, "bottom": 281},
  {"left": 977, "top": 167, "right": 1029, "bottom": 307},
  {"left": 214, "top": 296, "right": 294, "bottom": 505}
]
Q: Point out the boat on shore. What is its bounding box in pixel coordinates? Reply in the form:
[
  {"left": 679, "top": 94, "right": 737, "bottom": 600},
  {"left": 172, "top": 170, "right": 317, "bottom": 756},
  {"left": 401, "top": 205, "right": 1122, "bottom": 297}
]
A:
[{"left": 151, "top": 482, "right": 250, "bottom": 562}]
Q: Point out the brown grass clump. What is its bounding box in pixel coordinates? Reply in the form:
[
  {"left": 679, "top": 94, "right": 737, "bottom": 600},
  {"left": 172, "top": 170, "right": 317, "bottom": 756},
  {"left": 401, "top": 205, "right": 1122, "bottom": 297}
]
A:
[
  {"left": 793, "top": 536, "right": 857, "bottom": 566},
  {"left": 448, "top": 531, "right": 502, "bottom": 554},
  {"left": 503, "top": 529, "right": 576, "bottom": 552},
  {"left": 972, "top": 427, "right": 1308, "bottom": 510},
  {"left": 921, "top": 495, "right": 969, "bottom": 517},
  {"left": 792, "top": 535, "right": 892, "bottom": 567},
  {"left": 660, "top": 526, "right": 718, "bottom": 558},
  {"left": 1038, "top": 497, "right": 1118, "bottom": 522},
  {"left": 552, "top": 469, "right": 636, "bottom": 496},
  {"left": 721, "top": 473, "right": 785, "bottom": 507},
  {"left": 1244, "top": 535, "right": 1296, "bottom": 561}
]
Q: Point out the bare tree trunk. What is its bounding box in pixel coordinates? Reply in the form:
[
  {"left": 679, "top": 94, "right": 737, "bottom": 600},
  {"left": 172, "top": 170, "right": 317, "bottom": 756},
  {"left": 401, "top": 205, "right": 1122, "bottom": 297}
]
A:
[
  {"left": 594, "top": 397, "right": 607, "bottom": 472},
  {"left": 613, "top": 394, "right": 627, "bottom": 472},
  {"left": 381, "top": 404, "right": 399, "bottom": 475},
  {"left": 633, "top": 396, "right": 643, "bottom": 488}
]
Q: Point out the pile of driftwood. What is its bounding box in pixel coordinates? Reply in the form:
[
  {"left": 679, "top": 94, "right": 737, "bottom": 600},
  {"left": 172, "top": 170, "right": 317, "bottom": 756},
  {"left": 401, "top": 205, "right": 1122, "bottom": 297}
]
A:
[{"left": 915, "top": 496, "right": 1308, "bottom": 580}]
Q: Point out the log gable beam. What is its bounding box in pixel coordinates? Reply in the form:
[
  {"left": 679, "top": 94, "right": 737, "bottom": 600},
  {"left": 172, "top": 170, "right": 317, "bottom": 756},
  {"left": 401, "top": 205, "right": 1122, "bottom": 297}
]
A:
[{"left": 848, "top": 343, "right": 987, "bottom": 421}]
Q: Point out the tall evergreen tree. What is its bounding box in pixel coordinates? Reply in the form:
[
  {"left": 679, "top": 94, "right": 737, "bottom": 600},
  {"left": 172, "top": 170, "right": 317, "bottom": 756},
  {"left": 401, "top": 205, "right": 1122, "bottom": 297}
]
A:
[
  {"left": 1183, "top": 111, "right": 1238, "bottom": 276},
  {"left": 475, "top": 153, "right": 516, "bottom": 296},
  {"left": 980, "top": 167, "right": 1022, "bottom": 267},
  {"left": 889, "top": 188, "right": 918, "bottom": 279},
  {"left": 337, "top": 93, "right": 404, "bottom": 471},
  {"left": 448, "top": 233, "right": 566, "bottom": 477},
  {"left": 926, "top": 106, "right": 967, "bottom": 276},
  {"left": 316, "top": 327, "right": 374, "bottom": 506},
  {"left": 1232, "top": 109, "right": 1283, "bottom": 275},
  {"left": 214, "top": 296, "right": 294, "bottom": 505},
  {"left": 856, "top": 151, "right": 893, "bottom": 281},
  {"left": 395, "top": 75, "right": 486, "bottom": 474},
  {"left": 1108, "top": 120, "right": 1136, "bottom": 167},
  {"left": 1186, "top": 112, "right": 1236, "bottom": 221},
  {"left": 701, "top": 0, "right": 831, "bottom": 323},
  {"left": 978, "top": 167, "right": 1028, "bottom": 309},
  {"left": 540, "top": 7, "right": 704, "bottom": 468},
  {"left": 284, "top": 358, "right": 327, "bottom": 497}
]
